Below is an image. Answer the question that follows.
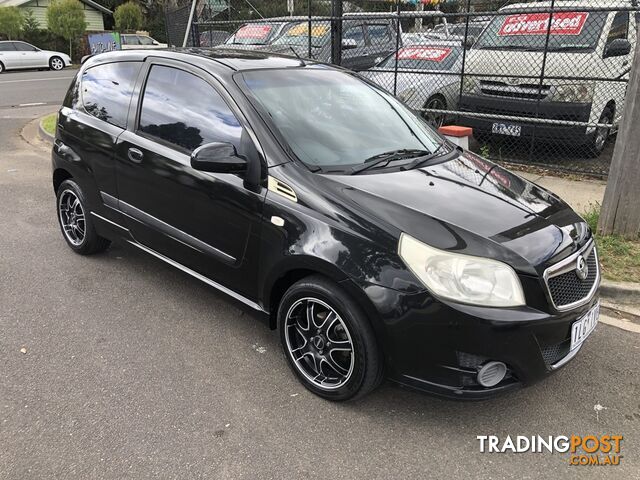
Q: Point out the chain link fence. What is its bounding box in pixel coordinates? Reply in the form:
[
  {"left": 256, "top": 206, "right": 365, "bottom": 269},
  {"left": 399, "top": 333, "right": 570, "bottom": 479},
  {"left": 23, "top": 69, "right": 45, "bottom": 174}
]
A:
[{"left": 167, "top": 0, "right": 639, "bottom": 177}]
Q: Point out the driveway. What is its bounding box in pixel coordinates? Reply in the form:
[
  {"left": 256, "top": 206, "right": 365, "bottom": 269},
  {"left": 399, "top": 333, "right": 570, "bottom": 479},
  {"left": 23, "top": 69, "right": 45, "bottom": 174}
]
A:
[{"left": 0, "top": 72, "right": 639, "bottom": 479}]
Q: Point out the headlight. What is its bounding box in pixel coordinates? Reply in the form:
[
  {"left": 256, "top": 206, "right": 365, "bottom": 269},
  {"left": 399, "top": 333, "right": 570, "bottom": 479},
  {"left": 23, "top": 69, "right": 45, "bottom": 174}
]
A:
[
  {"left": 462, "top": 76, "right": 478, "bottom": 94},
  {"left": 397, "top": 87, "right": 418, "bottom": 103},
  {"left": 398, "top": 233, "right": 525, "bottom": 307},
  {"left": 551, "top": 83, "right": 595, "bottom": 103}
]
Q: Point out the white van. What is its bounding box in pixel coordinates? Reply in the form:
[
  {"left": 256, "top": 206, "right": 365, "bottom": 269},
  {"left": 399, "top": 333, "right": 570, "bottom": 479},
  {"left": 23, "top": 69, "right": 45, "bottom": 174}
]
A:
[{"left": 459, "top": 0, "right": 636, "bottom": 156}]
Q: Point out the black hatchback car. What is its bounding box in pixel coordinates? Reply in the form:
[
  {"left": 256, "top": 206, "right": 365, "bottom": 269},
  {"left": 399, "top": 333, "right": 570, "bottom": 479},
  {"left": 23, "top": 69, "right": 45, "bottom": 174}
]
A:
[{"left": 52, "top": 49, "right": 600, "bottom": 401}]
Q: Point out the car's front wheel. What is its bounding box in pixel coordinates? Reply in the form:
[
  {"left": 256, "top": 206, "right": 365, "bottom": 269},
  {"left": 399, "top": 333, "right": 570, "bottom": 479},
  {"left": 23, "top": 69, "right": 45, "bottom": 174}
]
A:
[
  {"left": 56, "top": 179, "right": 110, "bottom": 255},
  {"left": 278, "top": 276, "right": 383, "bottom": 401},
  {"left": 49, "top": 56, "right": 65, "bottom": 71}
]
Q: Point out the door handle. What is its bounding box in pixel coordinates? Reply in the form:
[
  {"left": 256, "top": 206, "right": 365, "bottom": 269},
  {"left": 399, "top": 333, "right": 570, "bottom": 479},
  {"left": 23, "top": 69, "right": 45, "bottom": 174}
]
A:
[{"left": 127, "top": 148, "right": 144, "bottom": 164}]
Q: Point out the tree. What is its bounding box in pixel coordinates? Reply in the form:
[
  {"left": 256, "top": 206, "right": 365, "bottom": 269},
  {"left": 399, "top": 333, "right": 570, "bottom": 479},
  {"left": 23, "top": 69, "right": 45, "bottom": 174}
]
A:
[
  {"left": 22, "top": 9, "right": 40, "bottom": 37},
  {"left": 47, "top": 0, "right": 86, "bottom": 57},
  {"left": 114, "top": 1, "right": 143, "bottom": 32},
  {"left": 0, "top": 6, "right": 24, "bottom": 40},
  {"left": 598, "top": 21, "right": 640, "bottom": 238}
]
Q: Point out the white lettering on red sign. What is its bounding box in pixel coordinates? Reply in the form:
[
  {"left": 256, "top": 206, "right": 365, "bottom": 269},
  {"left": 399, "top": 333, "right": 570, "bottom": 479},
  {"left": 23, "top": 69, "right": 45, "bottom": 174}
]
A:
[
  {"left": 498, "top": 12, "right": 589, "bottom": 36},
  {"left": 236, "top": 25, "right": 272, "bottom": 39},
  {"left": 397, "top": 47, "right": 452, "bottom": 62}
]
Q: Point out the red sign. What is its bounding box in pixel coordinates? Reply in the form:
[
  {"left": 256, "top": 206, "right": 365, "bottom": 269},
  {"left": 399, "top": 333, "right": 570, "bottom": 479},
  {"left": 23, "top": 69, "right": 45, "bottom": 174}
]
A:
[
  {"left": 498, "top": 12, "right": 589, "bottom": 36},
  {"left": 397, "top": 47, "right": 452, "bottom": 62},
  {"left": 236, "top": 25, "right": 272, "bottom": 39}
]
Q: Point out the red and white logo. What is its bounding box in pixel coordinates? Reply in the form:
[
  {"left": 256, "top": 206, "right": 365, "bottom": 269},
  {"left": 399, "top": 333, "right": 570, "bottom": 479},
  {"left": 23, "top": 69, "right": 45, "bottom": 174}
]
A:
[
  {"left": 498, "top": 12, "right": 589, "bottom": 36},
  {"left": 397, "top": 47, "right": 452, "bottom": 62},
  {"left": 235, "top": 25, "right": 272, "bottom": 39}
]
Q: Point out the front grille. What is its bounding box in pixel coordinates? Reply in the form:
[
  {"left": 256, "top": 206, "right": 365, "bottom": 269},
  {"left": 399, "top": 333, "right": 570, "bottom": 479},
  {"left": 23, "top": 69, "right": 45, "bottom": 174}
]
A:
[
  {"left": 545, "top": 243, "right": 599, "bottom": 310},
  {"left": 540, "top": 341, "right": 570, "bottom": 367},
  {"left": 479, "top": 81, "right": 550, "bottom": 101}
]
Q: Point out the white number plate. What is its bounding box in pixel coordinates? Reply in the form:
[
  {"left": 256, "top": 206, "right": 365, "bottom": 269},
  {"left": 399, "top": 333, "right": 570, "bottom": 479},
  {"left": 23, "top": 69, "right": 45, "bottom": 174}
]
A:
[
  {"left": 492, "top": 122, "right": 522, "bottom": 137},
  {"left": 570, "top": 303, "right": 599, "bottom": 351}
]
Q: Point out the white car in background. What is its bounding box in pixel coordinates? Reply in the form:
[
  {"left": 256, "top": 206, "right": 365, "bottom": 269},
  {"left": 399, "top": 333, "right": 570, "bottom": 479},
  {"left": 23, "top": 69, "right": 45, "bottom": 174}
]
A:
[
  {"left": 361, "top": 41, "right": 463, "bottom": 128},
  {"left": 0, "top": 40, "right": 71, "bottom": 73},
  {"left": 121, "top": 34, "right": 168, "bottom": 50}
]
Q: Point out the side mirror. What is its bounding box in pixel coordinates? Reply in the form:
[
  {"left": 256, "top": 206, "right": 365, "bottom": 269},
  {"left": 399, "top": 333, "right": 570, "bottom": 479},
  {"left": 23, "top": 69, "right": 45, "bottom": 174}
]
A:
[
  {"left": 342, "top": 38, "right": 358, "bottom": 50},
  {"left": 463, "top": 35, "right": 476, "bottom": 49},
  {"left": 604, "top": 38, "right": 631, "bottom": 58},
  {"left": 190, "top": 142, "right": 247, "bottom": 174}
]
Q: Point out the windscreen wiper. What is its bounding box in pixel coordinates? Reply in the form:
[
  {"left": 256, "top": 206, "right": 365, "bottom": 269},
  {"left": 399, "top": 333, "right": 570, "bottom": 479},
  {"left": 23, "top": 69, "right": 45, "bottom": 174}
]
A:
[
  {"left": 350, "top": 149, "right": 431, "bottom": 175},
  {"left": 400, "top": 141, "right": 458, "bottom": 171}
]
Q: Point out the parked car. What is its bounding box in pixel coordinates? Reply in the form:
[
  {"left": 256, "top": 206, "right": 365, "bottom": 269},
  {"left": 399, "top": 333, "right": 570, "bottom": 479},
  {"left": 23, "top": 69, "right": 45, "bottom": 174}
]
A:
[
  {"left": 53, "top": 48, "right": 600, "bottom": 401},
  {"left": 361, "top": 41, "right": 463, "bottom": 128},
  {"left": 459, "top": 0, "right": 636, "bottom": 156},
  {"left": 121, "top": 34, "right": 168, "bottom": 50},
  {"left": 0, "top": 40, "right": 71, "bottom": 73},
  {"left": 259, "top": 13, "right": 401, "bottom": 71},
  {"left": 199, "top": 29, "right": 231, "bottom": 47},
  {"left": 221, "top": 21, "right": 289, "bottom": 48}
]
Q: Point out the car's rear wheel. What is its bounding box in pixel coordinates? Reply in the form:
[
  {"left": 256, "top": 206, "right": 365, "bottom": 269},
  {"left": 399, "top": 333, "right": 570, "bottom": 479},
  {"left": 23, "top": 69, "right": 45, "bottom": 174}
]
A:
[
  {"left": 56, "top": 179, "right": 110, "bottom": 255},
  {"left": 278, "top": 276, "right": 383, "bottom": 401},
  {"left": 0, "top": 62, "right": 4, "bottom": 74},
  {"left": 49, "top": 56, "right": 64, "bottom": 71}
]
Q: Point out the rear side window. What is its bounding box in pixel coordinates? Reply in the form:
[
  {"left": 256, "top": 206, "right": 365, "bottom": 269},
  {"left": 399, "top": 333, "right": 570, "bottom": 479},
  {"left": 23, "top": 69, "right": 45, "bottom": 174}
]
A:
[
  {"left": 122, "top": 35, "right": 139, "bottom": 45},
  {"left": 138, "top": 65, "right": 242, "bottom": 152},
  {"left": 367, "top": 24, "right": 391, "bottom": 45},
  {"left": 0, "top": 43, "right": 15, "bottom": 51},
  {"left": 81, "top": 62, "right": 140, "bottom": 128}
]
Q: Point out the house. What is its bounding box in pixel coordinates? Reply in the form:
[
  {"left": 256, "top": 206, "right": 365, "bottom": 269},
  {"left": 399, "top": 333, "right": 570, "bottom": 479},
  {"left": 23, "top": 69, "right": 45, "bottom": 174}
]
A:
[{"left": 0, "top": 0, "right": 113, "bottom": 31}]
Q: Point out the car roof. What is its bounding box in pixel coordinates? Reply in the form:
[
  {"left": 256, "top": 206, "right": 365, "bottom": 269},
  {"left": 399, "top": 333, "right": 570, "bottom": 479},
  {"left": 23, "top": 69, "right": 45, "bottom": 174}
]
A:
[{"left": 84, "top": 48, "right": 320, "bottom": 74}]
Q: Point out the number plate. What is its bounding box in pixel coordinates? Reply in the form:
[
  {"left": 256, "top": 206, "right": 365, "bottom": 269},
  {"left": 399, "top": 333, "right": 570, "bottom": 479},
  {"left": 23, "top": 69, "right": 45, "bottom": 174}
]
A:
[
  {"left": 492, "top": 122, "right": 522, "bottom": 137},
  {"left": 570, "top": 303, "right": 599, "bottom": 351}
]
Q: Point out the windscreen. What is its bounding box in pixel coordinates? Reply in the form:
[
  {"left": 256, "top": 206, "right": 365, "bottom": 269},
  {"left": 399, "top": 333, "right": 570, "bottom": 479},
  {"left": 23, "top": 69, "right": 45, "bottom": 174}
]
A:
[
  {"left": 241, "top": 68, "right": 441, "bottom": 169},
  {"left": 227, "top": 24, "right": 278, "bottom": 45},
  {"left": 380, "top": 45, "right": 462, "bottom": 71},
  {"left": 474, "top": 11, "right": 608, "bottom": 51},
  {"left": 272, "top": 22, "right": 331, "bottom": 48}
]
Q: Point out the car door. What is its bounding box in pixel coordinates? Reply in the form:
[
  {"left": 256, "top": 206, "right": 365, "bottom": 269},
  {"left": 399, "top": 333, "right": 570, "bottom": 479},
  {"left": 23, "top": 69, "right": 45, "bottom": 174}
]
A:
[
  {"left": 115, "top": 60, "right": 266, "bottom": 299},
  {"left": 0, "top": 42, "right": 20, "bottom": 69},
  {"left": 12, "top": 42, "right": 48, "bottom": 68}
]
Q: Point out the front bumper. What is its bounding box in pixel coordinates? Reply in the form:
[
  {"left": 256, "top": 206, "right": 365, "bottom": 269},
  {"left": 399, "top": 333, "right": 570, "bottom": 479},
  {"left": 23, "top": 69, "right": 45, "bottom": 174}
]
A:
[
  {"left": 354, "top": 280, "right": 599, "bottom": 400},
  {"left": 458, "top": 94, "right": 593, "bottom": 144}
]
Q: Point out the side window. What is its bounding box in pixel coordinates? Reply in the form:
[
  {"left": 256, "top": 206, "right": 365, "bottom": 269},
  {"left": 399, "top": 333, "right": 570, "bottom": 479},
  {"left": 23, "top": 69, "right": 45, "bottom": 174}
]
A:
[
  {"left": 123, "top": 35, "right": 140, "bottom": 45},
  {"left": 0, "top": 43, "right": 16, "bottom": 51},
  {"left": 81, "top": 62, "right": 141, "bottom": 128},
  {"left": 367, "top": 24, "right": 391, "bottom": 46},
  {"left": 608, "top": 12, "right": 629, "bottom": 43},
  {"left": 137, "top": 36, "right": 155, "bottom": 45},
  {"left": 13, "top": 42, "right": 37, "bottom": 52},
  {"left": 344, "top": 25, "right": 365, "bottom": 47},
  {"left": 138, "top": 65, "right": 242, "bottom": 152}
]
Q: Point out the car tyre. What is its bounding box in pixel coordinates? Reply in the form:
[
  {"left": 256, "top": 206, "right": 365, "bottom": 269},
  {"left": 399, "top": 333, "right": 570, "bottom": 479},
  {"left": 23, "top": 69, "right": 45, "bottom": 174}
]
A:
[
  {"left": 422, "top": 94, "right": 447, "bottom": 129},
  {"left": 49, "top": 56, "right": 65, "bottom": 71},
  {"left": 278, "top": 275, "right": 383, "bottom": 401},
  {"left": 56, "top": 179, "right": 110, "bottom": 255},
  {"left": 0, "top": 61, "right": 4, "bottom": 74},
  {"left": 584, "top": 107, "right": 613, "bottom": 158}
]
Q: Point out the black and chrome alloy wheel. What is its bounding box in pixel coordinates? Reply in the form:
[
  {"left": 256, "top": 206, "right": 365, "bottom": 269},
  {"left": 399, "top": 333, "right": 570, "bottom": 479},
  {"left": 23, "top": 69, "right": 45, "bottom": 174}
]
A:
[
  {"left": 284, "top": 297, "right": 355, "bottom": 390},
  {"left": 58, "top": 189, "right": 85, "bottom": 246}
]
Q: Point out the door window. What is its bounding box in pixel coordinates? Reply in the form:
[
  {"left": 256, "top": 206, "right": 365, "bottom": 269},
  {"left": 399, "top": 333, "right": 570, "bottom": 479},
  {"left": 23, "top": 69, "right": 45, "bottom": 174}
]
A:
[
  {"left": 367, "top": 24, "right": 391, "bottom": 46},
  {"left": 12, "top": 42, "right": 37, "bottom": 51},
  {"left": 607, "top": 12, "right": 629, "bottom": 42},
  {"left": 138, "top": 65, "right": 243, "bottom": 152},
  {"left": 81, "top": 62, "right": 141, "bottom": 128},
  {"left": 344, "top": 25, "right": 365, "bottom": 47},
  {"left": 137, "top": 36, "right": 155, "bottom": 45},
  {"left": 122, "top": 35, "right": 140, "bottom": 45},
  {"left": 0, "top": 42, "right": 15, "bottom": 51}
]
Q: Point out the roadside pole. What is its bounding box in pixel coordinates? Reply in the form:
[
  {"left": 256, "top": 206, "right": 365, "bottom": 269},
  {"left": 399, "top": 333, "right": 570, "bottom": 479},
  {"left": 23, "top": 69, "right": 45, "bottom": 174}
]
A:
[
  {"left": 331, "top": 0, "right": 343, "bottom": 65},
  {"left": 598, "top": 22, "right": 640, "bottom": 238}
]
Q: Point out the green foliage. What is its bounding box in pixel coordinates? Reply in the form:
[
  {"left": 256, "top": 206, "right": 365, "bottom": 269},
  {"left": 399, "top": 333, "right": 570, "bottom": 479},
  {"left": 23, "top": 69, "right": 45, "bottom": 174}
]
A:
[
  {"left": 22, "top": 9, "right": 40, "bottom": 36},
  {"left": 0, "top": 6, "right": 24, "bottom": 40},
  {"left": 47, "top": 0, "right": 86, "bottom": 56},
  {"left": 115, "top": 1, "right": 143, "bottom": 32}
]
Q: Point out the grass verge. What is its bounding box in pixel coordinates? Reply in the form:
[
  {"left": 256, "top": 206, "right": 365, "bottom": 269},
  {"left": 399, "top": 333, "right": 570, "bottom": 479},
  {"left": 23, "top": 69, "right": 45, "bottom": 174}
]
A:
[
  {"left": 41, "top": 113, "right": 57, "bottom": 136},
  {"left": 583, "top": 204, "right": 640, "bottom": 283}
]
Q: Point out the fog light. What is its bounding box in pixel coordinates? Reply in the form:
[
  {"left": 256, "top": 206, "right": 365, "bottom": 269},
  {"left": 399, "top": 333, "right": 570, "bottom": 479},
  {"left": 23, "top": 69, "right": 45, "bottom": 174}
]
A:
[{"left": 477, "top": 361, "right": 507, "bottom": 387}]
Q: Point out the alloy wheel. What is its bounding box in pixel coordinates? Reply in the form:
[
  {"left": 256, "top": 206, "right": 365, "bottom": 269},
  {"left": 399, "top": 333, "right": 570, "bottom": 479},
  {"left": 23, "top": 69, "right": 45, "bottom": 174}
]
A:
[
  {"left": 424, "top": 96, "right": 446, "bottom": 128},
  {"left": 50, "top": 58, "right": 64, "bottom": 70},
  {"left": 58, "top": 189, "right": 86, "bottom": 246},
  {"left": 284, "top": 297, "right": 355, "bottom": 390}
]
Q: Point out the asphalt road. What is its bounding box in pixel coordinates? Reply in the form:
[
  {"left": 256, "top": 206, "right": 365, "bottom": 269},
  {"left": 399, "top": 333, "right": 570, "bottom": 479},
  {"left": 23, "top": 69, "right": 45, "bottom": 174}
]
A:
[
  {"left": 0, "top": 69, "right": 75, "bottom": 108},
  {"left": 1, "top": 69, "right": 639, "bottom": 479}
]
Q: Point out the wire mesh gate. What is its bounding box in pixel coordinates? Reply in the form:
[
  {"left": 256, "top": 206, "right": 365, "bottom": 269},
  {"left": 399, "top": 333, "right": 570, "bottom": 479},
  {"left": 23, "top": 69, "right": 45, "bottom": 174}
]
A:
[{"left": 166, "top": 0, "right": 640, "bottom": 178}]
